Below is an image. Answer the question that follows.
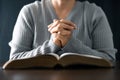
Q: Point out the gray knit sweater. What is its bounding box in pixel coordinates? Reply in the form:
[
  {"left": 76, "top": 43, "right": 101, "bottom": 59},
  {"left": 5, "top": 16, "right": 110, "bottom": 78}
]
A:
[{"left": 9, "top": 0, "right": 117, "bottom": 61}]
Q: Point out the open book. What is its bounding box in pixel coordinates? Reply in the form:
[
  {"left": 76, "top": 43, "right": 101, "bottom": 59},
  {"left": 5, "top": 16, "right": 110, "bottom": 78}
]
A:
[{"left": 2, "top": 53, "right": 113, "bottom": 69}]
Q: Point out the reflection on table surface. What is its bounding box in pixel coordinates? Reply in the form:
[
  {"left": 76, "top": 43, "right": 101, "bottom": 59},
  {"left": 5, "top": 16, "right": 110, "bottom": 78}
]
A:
[{"left": 3, "top": 68, "right": 114, "bottom": 80}]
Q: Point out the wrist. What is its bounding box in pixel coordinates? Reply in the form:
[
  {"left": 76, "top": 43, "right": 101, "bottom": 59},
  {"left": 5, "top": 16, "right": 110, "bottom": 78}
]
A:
[{"left": 53, "top": 38, "right": 62, "bottom": 48}]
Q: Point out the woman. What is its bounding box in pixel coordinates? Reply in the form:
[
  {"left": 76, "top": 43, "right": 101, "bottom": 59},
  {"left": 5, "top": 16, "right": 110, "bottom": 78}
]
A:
[{"left": 9, "top": 0, "right": 117, "bottom": 61}]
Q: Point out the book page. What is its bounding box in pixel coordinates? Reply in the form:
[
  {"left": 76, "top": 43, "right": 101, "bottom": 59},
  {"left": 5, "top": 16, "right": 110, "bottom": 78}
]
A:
[
  {"left": 59, "top": 53, "right": 112, "bottom": 67},
  {"left": 46, "top": 53, "right": 60, "bottom": 60},
  {"left": 3, "top": 53, "right": 59, "bottom": 69},
  {"left": 60, "top": 53, "right": 102, "bottom": 59}
]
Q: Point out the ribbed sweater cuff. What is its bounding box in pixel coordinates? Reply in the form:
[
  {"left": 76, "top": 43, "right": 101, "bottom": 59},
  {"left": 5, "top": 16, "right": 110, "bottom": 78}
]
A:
[{"left": 48, "top": 38, "right": 61, "bottom": 53}]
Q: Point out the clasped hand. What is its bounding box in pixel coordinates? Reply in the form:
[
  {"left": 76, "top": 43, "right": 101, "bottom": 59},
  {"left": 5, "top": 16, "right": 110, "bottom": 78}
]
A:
[{"left": 48, "top": 19, "right": 76, "bottom": 48}]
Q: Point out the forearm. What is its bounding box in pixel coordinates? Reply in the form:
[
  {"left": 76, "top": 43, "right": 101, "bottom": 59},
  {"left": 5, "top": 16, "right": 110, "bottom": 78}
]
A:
[
  {"left": 60, "top": 37, "right": 116, "bottom": 61},
  {"left": 9, "top": 39, "right": 61, "bottom": 60}
]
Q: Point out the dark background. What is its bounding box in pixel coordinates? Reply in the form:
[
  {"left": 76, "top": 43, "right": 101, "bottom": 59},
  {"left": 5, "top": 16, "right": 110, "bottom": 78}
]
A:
[{"left": 0, "top": 0, "right": 120, "bottom": 62}]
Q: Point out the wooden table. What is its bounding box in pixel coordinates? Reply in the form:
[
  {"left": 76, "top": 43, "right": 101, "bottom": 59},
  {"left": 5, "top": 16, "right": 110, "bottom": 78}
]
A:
[{"left": 0, "top": 61, "right": 120, "bottom": 80}]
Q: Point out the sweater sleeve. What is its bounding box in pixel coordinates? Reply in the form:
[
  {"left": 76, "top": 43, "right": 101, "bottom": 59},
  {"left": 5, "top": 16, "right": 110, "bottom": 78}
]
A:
[
  {"left": 9, "top": 6, "right": 61, "bottom": 60},
  {"left": 60, "top": 6, "right": 117, "bottom": 61}
]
